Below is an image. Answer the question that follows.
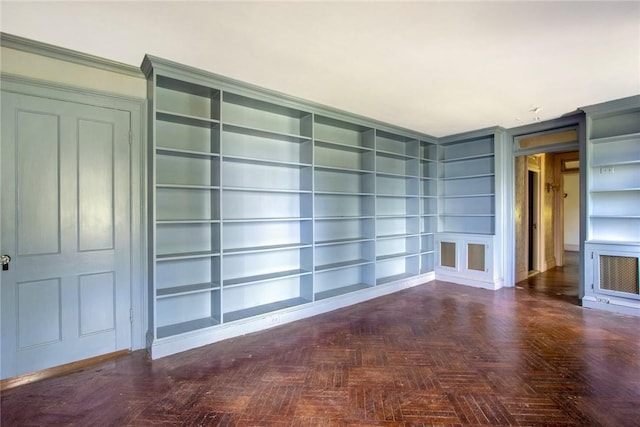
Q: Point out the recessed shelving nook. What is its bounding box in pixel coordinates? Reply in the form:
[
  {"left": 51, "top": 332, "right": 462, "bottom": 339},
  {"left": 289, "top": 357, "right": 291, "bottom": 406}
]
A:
[
  {"left": 583, "top": 96, "right": 640, "bottom": 316},
  {"left": 143, "top": 56, "right": 439, "bottom": 358},
  {"left": 435, "top": 128, "right": 504, "bottom": 289}
]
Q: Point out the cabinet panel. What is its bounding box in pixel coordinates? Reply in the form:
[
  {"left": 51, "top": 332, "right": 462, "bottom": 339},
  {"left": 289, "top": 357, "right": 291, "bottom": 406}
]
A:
[
  {"left": 467, "top": 243, "right": 486, "bottom": 272},
  {"left": 440, "top": 241, "right": 456, "bottom": 268}
]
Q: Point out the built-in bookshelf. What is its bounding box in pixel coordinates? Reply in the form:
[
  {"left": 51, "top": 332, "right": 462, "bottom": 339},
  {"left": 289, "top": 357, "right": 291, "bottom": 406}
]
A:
[
  {"left": 420, "top": 141, "right": 438, "bottom": 273},
  {"left": 438, "top": 132, "right": 496, "bottom": 235},
  {"left": 151, "top": 75, "right": 222, "bottom": 339},
  {"left": 581, "top": 96, "right": 639, "bottom": 315},
  {"left": 220, "top": 91, "right": 314, "bottom": 323},
  {"left": 585, "top": 102, "right": 640, "bottom": 243},
  {"left": 375, "top": 130, "right": 421, "bottom": 285},
  {"left": 313, "top": 115, "right": 376, "bottom": 299},
  {"left": 143, "top": 56, "right": 438, "bottom": 356}
]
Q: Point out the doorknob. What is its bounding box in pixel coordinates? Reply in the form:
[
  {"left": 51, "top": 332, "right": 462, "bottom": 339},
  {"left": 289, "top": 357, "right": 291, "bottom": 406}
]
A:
[{"left": 1, "top": 254, "right": 11, "bottom": 271}]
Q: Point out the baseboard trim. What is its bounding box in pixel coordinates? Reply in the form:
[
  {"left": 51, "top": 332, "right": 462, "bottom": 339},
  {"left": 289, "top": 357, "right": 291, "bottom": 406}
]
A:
[
  {"left": 0, "top": 349, "right": 130, "bottom": 391},
  {"left": 435, "top": 272, "right": 504, "bottom": 290},
  {"left": 149, "top": 273, "right": 435, "bottom": 359}
]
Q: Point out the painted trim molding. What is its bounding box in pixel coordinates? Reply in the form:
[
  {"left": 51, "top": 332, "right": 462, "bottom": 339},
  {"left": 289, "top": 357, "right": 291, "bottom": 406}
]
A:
[
  {"left": 0, "top": 350, "right": 130, "bottom": 390},
  {"left": 1, "top": 32, "right": 143, "bottom": 78}
]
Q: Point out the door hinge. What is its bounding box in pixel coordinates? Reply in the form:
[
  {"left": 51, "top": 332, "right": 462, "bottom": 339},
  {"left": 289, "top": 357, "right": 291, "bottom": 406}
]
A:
[
  {"left": 129, "top": 308, "right": 134, "bottom": 324},
  {"left": 591, "top": 283, "right": 594, "bottom": 290},
  {"left": 591, "top": 252, "right": 594, "bottom": 259},
  {"left": 129, "top": 131, "right": 133, "bottom": 145}
]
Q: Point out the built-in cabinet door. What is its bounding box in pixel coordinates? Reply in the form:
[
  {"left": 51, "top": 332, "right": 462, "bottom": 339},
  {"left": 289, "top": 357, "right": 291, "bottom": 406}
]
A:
[{"left": 1, "top": 92, "right": 132, "bottom": 379}]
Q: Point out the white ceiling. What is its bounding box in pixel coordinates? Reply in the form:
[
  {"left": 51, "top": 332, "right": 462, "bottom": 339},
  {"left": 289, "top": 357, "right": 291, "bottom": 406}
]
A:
[{"left": 1, "top": 1, "right": 639, "bottom": 136}]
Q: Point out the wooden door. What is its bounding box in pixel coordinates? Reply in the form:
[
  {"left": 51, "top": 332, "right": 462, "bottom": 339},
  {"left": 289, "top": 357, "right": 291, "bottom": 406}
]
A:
[{"left": 1, "top": 92, "right": 132, "bottom": 379}]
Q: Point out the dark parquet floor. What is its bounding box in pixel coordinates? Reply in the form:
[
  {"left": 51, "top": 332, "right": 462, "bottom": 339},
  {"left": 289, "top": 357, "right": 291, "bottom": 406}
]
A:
[
  {"left": 2, "top": 264, "right": 640, "bottom": 426},
  {"left": 517, "top": 251, "right": 581, "bottom": 305}
]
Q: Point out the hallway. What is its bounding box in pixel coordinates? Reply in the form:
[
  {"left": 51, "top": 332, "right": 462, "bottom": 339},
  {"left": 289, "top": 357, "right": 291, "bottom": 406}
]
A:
[{"left": 517, "top": 251, "right": 580, "bottom": 304}]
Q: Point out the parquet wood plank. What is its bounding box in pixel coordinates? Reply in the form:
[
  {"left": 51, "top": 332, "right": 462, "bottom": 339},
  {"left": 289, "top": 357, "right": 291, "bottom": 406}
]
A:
[{"left": 2, "top": 254, "right": 639, "bottom": 425}]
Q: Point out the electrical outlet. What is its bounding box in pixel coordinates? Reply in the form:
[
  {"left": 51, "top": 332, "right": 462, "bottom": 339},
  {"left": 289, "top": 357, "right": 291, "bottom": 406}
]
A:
[
  {"left": 270, "top": 315, "right": 280, "bottom": 324},
  {"left": 596, "top": 296, "right": 610, "bottom": 304},
  {"left": 600, "top": 167, "right": 615, "bottom": 174}
]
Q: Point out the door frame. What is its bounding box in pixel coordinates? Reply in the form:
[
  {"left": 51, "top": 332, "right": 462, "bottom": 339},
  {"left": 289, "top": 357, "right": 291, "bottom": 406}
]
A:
[
  {"left": 0, "top": 73, "right": 147, "bottom": 351},
  {"left": 553, "top": 151, "right": 580, "bottom": 266},
  {"left": 525, "top": 159, "right": 542, "bottom": 274},
  {"left": 504, "top": 113, "right": 587, "bottom": 298}
]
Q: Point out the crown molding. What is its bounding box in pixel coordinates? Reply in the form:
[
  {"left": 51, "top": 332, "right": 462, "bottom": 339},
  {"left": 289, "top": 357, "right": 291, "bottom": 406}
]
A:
[{"left": 1, "top": 32, "right": 143, "bottom": 78}]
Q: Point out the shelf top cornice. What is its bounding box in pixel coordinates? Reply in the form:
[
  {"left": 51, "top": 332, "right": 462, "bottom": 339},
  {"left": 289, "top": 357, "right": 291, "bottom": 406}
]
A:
[
  {"left": 439, "top": 126, "right": 504, "bottom": 145},
  {"left": 581, "top": 95, "right": 640, "bottom": 116},
  {"left": 141, "top": 54, "right": 438, "bottom": 141}
]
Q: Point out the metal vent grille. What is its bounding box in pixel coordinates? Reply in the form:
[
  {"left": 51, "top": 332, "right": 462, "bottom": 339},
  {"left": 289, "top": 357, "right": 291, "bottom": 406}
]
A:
[{"left": 599, "top": 255, "right": 639, "bottom": 295}]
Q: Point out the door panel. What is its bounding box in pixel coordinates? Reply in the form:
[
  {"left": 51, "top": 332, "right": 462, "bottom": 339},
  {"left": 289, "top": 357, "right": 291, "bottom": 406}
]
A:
[
  {"left": 78, "top": 119, "right": 116, "bottom": 252},
  {"left": 1, "top": 92, "right": 132, "bottom": 379},
  {"left": 16, "top": 110, "right": 61, "bottom": 256}
]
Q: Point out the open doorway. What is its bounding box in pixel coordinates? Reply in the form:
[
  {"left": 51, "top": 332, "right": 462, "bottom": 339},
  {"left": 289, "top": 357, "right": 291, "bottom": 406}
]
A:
[
  {"left": 512, "top": 127, "right": 582, "bottom": 302},
  {"left": 523, "top": 156, "right": 542, "bottom": 277}
]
